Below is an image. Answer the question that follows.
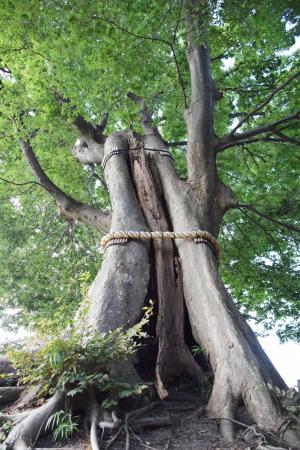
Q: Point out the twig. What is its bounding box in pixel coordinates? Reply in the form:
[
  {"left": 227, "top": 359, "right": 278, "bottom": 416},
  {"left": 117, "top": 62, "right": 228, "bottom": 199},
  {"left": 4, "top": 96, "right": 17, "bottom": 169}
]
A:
[
  {"left": 172, "top": 0, "right": 183, "bottom": 44},
  {"left": 200, "top": 416, "right": 251, "bottom": 428},
  {"left": 106, "top": 425, "right": 124, "bottom": 448},
  {"left": 0, "top": 45, "right": 51, "bottom": 62},
  {"left": 51, "top": 225, "right": 69, "bottom": 254},
  {"left": 129, "top": 425, "right": 159, "bottom": 450},
  {"left": 239, "top": 208, "right": 286, "bottom": 258},
  {"left": 170, "top": 43, "right": 188, "bottom": 108},
  {"left": 211, "top": 47, "right": 232, "bottom": 61},
  {"left": 78, "top": 9, "right": 188, "bottom": 106},
  {"left": 89, "top": 13, "right": 170, "bottom": 46},
  {"left": 231, "top": 70, "right": 300, "bottom": 134},
  {"left": 273, "top": 129, "right": 300, "bottom": 146},
  {"left": 237, "top": 204, "right": 300, "bottom": 233},
  {"left": 0, "top": 176, "right": 43, "bottom": 188},
  {"left": 218, "top": 109, "right": 300, "bottom": 151}
]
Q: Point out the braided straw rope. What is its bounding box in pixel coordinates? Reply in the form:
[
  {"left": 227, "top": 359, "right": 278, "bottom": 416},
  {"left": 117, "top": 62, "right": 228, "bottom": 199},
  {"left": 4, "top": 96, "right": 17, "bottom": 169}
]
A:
[
  {"left": 101, "top": 230, "right": 220, "bottom": 265},
  {"left": 101, "top": 147, "right": 174, "bottom": 170}
]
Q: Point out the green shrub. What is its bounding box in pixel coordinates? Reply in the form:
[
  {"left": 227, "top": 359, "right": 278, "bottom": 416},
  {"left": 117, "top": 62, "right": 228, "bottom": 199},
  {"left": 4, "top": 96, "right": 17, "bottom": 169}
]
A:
[
  {"left": 7, "top": 307, "right": 152, "bottom": 407},
  {"left": 0, "top": 420, "right": 13, "bottom": 443}
]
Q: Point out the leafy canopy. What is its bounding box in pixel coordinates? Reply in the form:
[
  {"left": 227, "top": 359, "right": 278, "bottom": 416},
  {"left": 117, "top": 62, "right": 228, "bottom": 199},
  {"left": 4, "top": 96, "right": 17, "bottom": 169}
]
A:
[{"left": 0, "top": 0, "right": 299, "bottom": 340}]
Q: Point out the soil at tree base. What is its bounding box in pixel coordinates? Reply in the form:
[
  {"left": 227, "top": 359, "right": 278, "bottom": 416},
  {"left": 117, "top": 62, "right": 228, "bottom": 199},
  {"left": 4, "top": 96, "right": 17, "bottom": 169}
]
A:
[{"left": 35, "top": 400, "right": 256, "bottom": 450}]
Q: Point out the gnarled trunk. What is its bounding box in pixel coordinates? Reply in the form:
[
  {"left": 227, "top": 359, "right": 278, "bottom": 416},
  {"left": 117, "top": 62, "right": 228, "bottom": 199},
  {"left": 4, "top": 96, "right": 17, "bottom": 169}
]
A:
[
  {"left": 7, "top": 2, "right": 299, "bottom": 448},
  {"left": 83, "top": 126, "right": 298, "bottom": 445}
]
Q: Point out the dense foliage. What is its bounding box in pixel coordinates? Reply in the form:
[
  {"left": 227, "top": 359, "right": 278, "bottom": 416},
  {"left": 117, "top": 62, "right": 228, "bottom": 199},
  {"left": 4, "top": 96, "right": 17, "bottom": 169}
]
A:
[
  {"left": 7, "top": 311, "right": 149, "bottom": 404},
  {"left": 0, "top": 0, "right": 299, "bottom": 340}
]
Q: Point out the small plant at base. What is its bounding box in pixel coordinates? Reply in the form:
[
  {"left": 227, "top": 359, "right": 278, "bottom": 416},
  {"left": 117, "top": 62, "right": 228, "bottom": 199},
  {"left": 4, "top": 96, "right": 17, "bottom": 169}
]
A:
[
  {"left": 7, "top": 305, "right": 152, "bottom": 408},
  {"left": 191, "top": 345, "right": 203, "bottom": 357},
  {"left": 0, "top": 420, "right": 14, "bottom": 443},
  {"left": 200, "top": 373, "right": 213, "bottom": 401},
  {"left": 45, "top": 410, "right": 79, "bottom": 441}
]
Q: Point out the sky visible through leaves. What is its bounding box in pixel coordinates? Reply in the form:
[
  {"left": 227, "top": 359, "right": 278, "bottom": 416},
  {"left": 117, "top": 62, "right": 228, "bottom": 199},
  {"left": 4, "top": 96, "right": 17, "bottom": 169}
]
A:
[{"left": 0, "top": 0, "right": 299, "bottom": 385}]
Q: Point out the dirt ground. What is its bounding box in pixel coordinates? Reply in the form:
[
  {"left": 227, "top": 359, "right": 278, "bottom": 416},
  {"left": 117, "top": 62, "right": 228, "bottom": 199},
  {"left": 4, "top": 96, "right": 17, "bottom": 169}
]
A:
[{"left": 35, "top": 399, "right": 263, "bottom": 450}]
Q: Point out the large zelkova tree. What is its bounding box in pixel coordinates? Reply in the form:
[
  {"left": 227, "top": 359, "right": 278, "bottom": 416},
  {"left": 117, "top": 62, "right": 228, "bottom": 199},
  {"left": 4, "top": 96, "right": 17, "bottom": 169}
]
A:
[{"left": 1, "top": 0, "right": 300, "bottom": 448}]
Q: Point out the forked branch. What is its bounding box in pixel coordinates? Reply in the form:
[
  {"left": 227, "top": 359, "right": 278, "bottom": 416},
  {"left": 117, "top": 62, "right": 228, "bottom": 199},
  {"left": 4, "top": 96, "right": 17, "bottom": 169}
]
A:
[
  {"left": 54, "top": 93, "right": 107, "bottom": 164},
  {"left": 230, "top": 70, "right": 300, "bottom": 134},
  {"left": 17, "top": 138, "right": 111, "bottom": 232},
  {"left": 127, "top": 92, "right": 167, "bottom": 144},
  {"left": 74, "top": 114, "right": 107, "bottom": 145},
  {"left": 127, "top": 92, "right": 153, "bottom": 130},
  {"left": 236, "top": 204, "right": 300, "bottom": 234},
  {"left": 217, "top": 109, "right": 300, "bottom": 152}
]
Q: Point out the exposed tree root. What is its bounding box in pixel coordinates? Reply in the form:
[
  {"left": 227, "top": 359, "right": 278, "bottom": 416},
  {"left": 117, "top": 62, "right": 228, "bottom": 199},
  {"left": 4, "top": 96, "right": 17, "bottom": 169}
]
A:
[
  {"left": 4, "top": 390, "right": 64, "bottom": 449},
  {"left": 90, "top": 413, "right": 100, "bottom": 450},
  {"left": 86, "top": 389, "right": 101, "bottom": 450},
  {"left": 103, "top": 402, "right": 170, "bottom": 449},
  {"left": 0, "top": 388, "right": 25, "bottom": 407},
  {"left": 127, "top": 426, "right": 159, "bottom": 450},
  {"left": 0, "top": 410, "right": 32, "bottom": 425},
  {"left": 15, "top": 385, "right": 43, "bottom": 410},
  {"left": 130, "top": 414, "right": 171, "bottom": 433},
  {"left": 0, "top": 358, "right": 17, "bottom": 387}
]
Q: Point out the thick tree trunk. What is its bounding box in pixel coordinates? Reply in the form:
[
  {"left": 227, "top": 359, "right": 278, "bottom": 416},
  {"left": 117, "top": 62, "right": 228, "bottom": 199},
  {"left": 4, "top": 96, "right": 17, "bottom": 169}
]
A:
[
  {"left": 7, "top": 3, "right": 299, "bottom": 449},
  {"left": 86, "top": 132, "right": 150, "bottom": 333},
  {"left": 130, "top": 148, "right": 203, "bottom": 398},
  {"left": 9, "top": 125, "right": 299, "bottom": 449},
  {"left": 78, "top": 124, "right": 300, "bottom": 445}
]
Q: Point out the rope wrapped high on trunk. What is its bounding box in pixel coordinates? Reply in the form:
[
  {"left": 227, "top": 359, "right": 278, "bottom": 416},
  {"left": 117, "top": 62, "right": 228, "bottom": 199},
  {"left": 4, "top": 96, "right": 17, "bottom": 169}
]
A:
[{"left": 101, "top": 230, "right": 221, "bottom": 265}]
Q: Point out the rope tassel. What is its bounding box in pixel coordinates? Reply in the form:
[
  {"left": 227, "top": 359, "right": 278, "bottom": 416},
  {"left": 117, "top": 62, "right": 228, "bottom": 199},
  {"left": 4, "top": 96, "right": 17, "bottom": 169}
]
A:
[{"left": 101, "top": 230, "right": 221, "bottom": 266}]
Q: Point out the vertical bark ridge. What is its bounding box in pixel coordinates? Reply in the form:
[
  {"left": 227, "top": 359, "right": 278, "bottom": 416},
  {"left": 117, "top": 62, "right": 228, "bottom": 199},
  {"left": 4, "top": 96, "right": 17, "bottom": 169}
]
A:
[
  {"left": 184, "top": 0, "right": 216, "bottom": 184},
  {"left": 152, "top": 154, "right": 292, "bottom": 434},
  {"left": 130, "top": 148, "right": 203, "bottom": 399},
  {"left": 86, "top": 132, "right": 150, "bottom": 333}
]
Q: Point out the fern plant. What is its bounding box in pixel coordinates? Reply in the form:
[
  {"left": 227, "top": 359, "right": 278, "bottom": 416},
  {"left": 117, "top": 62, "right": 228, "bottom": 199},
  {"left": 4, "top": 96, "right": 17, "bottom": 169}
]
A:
[{"left": 45, "top": 410, "right": 79, "bottom": 441}]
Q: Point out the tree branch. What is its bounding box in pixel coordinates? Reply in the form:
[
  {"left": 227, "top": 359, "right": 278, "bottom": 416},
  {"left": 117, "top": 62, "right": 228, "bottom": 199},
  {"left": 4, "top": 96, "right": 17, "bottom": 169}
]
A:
[
  {"left": 72, "top": 115, "right": 107, "bottom": 164},
  {"left": 170, "top": 43, "right": 188, "bottom": 108},
  {"left": 0, "top": 45, "right": 51, "bottom": 62},
  {"left": 239, "top": 208, "right": 286, "bottom": 258},
  {"left": 17, "top": 138, "right": 111, "bottom": 232},
  {"left": 272, "top": 129, "right": 300, "bottom": 147},
  {"left": 0, "top": 176, "right": 43, "bottom": 188},
  {"left": 54, "top": 93, "right": 107, "bottom": 164},
  {"left": 236, "top": 204, "right": 300, "bottom": 234},
  {"left": 217, "top": 109, "right": 300, "bottom": 152},
  {"left": 83, "top": 10, "right": 188, "bottom": 107},
  {"left": 127, "top": 92, "right": 165, "bottom": 141},
  {"left": 217, "top": 135, "right": 300, "bottom": 152},
  {"left": 89, "top": 13, "right": 170, "bottom": 46},
  {"left": 172, "top": 0, "right": 184, "bottom": 43},
  {"left": 183, "top": 0, "right": 215, "bottom": 180},
  {"left": 211, "top": 47, "right": 232, "bottom": 62},
  {"left": 230, "top": 70, "right": 300, "bottom": 134},
  {"left": 74, "top": 114, "right": 107, "bottom": 145}
]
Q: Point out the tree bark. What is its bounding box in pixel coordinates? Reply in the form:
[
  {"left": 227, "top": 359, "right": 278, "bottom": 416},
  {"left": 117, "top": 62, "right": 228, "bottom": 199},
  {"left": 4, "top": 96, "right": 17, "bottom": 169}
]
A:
[
  {"left": 5, "top": 390, "right": 64, "bottom": 448},
  {"left": 130, "top": 148, "right": 203, "bottom": 398},
  {"left": 0, "top": 387, "right": 24, "bottom": 406},
  {"left": 12, "top": 4, "right": 300, "bottom": 447},
  {"left": 86, "top": 132, "right": 150, "bottom": 332}
]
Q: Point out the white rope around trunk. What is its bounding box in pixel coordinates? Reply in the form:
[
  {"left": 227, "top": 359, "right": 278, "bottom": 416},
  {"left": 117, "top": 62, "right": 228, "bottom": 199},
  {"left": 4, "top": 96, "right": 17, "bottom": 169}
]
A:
[{"left": 100, "top": 230, "right": 220, "bottom": 265}]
